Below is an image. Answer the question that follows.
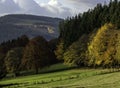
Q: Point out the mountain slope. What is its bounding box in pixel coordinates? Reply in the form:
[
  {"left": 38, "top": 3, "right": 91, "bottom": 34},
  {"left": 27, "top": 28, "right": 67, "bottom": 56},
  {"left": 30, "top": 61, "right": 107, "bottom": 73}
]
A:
[{"left": 0, "top": 14, "right": 63, "bottom": 43}]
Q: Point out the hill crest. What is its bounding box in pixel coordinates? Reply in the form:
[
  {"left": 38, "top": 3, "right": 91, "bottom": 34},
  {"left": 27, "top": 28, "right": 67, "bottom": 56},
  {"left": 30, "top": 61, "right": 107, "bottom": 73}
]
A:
[{"left": 0, "top": 14, "right": 63, "bottom": 43}]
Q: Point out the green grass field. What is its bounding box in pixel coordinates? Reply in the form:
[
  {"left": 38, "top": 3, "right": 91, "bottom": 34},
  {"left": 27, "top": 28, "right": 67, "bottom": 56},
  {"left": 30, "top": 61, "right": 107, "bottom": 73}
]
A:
[{"left": 0, "top": 64, "right": 120, "bottom": 88}]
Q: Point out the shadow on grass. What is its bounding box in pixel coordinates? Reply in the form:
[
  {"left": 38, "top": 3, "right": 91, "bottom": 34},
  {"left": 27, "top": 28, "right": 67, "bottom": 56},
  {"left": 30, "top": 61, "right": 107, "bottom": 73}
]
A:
[
  {"left": 19, "top": 66, "right": 77, "bottom": 76},
  {"left": 97, "top": 69, "right": 120, "bottom": 76},
  {"left": 39, "top": 66, "right": 76, "bottom": 74},
  {"left": 0, "top": 83, "right": 19, "bottom": 87}
]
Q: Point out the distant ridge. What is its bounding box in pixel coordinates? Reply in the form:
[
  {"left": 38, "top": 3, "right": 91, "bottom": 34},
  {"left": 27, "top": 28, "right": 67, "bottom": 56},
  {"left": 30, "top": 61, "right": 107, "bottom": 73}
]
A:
[{"left": 0, "top": 14, "right": 63, "bottom": 43}]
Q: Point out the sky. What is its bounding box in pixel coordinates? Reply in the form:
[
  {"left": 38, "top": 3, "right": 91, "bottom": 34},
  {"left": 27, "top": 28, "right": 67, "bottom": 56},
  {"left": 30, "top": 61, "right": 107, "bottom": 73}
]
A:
[{"left": 0, "top": 0, "right": 110, "bottom": 18}]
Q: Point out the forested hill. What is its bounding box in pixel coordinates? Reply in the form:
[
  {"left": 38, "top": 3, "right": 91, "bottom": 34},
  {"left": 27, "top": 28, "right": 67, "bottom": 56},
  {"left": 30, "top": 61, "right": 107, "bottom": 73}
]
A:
[
  {"left": 58, "top": 0, "right": 120, "bottom": 50},
  {"left": 55, "top": 0, "right": 120, "bottom": 67},
  {"left": 0, "top": 14, "right": 62, "bottom": 43}
]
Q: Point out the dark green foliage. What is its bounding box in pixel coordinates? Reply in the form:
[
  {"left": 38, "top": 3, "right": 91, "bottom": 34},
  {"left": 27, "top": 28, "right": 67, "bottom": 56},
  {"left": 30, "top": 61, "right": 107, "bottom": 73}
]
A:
[
  {"left": 0, "top": 53, "right": 6, "bottom": 79},
  {"left": 48, "top": 38, "right": 58, "bottom": 52},
  {"left": 0, "top": 35, "right": 29, "bottom": 54},
  {"left": 57, "top": 0, "right": 120, "bottom": 67},
  {"left": 48, "top": 38, "right": 58, "bottom": 63},
  {"left": 59, "top": 0, "right": 120, "bottom": 50},
  {"left": 15, "top": 35, "right": 29, "bottom": 47}
]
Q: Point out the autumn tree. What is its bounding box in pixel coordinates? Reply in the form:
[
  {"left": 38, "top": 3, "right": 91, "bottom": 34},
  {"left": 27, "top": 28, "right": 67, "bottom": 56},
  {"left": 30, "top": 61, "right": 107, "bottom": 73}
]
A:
[
  {"left": 87, "top": 23, "right": 120, "bottom": 68},
  {"left": 5, "top": 47, "right": 23, "bottom": 77},
  {"left": 55, "top": 40, "right": 64, "bottom": 61},
  {"left": 22, "top": 36, "right": 52, "bottom": 74},
  {"left": 63, "top": 35, "right": 89, "bottom": 66}
]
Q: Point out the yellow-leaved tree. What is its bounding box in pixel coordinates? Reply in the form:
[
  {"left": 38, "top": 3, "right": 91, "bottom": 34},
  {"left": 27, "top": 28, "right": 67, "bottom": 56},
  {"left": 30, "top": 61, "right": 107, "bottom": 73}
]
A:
[{"left": 87, "top": 23, "right": 120, "bottom": 68}]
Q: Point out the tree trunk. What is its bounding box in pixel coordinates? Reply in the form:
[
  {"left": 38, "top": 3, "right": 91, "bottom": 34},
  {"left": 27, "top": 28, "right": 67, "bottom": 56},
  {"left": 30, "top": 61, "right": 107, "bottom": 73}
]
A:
[{"left": 35, "top": 67, "right": 39, "bottom": 74}]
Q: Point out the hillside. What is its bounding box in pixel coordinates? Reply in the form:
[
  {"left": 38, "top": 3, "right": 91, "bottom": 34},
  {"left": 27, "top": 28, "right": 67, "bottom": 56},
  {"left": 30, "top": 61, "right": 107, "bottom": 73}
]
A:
[
  {"left": 0, "top": 14, "right": 62, "bottom": 43},
  {"left": 0, "top": 1, "right": 120, "bottom": 88},
  {"left": 56, "top": 0, "right": 120, "bottom": 67}
]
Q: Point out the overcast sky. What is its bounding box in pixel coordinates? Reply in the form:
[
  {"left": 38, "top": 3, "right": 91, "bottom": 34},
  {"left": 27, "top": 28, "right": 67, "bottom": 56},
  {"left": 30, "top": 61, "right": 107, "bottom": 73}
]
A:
[{"left": 0, "top": 0, "right": 110, "bottom": 18}]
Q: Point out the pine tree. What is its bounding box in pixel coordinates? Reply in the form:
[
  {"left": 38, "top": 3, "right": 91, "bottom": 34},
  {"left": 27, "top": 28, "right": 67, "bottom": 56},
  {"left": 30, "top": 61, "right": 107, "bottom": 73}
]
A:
[{"left": 0, "top": 53, "right": 6, "bottom": 79}]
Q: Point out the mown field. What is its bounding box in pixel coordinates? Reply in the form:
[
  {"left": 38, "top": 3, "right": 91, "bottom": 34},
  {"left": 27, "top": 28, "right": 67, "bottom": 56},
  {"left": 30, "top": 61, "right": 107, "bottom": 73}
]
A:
[{"left": 0, "top": 64, "right": 120, "bottom": 88}]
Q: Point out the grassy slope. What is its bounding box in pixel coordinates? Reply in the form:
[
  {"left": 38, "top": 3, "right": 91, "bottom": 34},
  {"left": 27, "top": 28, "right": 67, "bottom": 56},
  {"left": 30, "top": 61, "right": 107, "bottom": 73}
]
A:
[{"left": 0, "top": 64, "right": 120, "bottom": 88}]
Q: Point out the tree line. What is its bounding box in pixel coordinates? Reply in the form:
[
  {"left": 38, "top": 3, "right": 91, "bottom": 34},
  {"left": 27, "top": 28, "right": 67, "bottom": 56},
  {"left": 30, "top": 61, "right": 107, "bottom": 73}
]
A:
[
  {"left": 0, "top": 0, "right": 120, "bottom": 80},
  {"left": 55, "top": 0, "right": 120, "bottom": 67},
  {"left": 0, "top": 35, "right": 57, "bottom": 79},
  {"left": 58, "top": 0, "right": 120, "bottom": 51}
]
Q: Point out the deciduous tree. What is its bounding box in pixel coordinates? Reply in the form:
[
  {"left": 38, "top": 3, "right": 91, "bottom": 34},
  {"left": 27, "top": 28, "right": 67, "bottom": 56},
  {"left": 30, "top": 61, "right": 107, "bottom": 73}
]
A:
[
  {"left": 22, "top": 36, "right": 52, "bottom": 74},
  {"left": 5, "top": 47, "right": 23, "bottom": 77}
]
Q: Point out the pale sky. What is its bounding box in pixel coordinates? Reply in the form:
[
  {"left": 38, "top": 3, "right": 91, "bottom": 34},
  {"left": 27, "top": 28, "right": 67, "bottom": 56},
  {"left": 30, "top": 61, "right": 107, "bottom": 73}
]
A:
[{"left": 0, "top": 0, "right": 110, "bottom": 18}]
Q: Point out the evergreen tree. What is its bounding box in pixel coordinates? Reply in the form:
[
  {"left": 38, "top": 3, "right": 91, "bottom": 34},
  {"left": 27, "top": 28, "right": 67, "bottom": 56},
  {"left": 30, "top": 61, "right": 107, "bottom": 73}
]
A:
[
  {"left": 0, "top": 53, "right": 6, "bottom": 79},
  {"left": 58, "top": 0, "right": 120, "bottom": 52}
]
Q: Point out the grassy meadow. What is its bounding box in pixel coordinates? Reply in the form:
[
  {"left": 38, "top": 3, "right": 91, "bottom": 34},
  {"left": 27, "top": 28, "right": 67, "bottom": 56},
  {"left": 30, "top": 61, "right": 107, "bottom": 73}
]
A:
[{"left": 0, "top": 64, "right": 120, "bottom": 88}]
